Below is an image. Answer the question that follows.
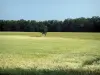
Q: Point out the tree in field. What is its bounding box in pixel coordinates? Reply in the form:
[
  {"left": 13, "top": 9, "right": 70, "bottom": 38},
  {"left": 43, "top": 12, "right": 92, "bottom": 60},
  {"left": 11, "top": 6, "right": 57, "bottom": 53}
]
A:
[{"left": 41, "top": 25, "right": 48, "bottom": 36}]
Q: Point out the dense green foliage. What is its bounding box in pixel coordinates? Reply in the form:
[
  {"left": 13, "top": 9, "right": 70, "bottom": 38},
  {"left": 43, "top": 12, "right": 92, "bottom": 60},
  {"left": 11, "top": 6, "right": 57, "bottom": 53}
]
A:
[
  {"left": 0, "top": 32, "right": 100, "bottom": 75},
  {"left": 0, "top": 16, "right": 100, "bottom": 32}
]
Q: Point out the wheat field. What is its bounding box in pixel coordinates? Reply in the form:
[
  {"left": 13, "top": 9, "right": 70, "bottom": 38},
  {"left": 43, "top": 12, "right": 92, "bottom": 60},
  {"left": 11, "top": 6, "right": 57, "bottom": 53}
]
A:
[{"left": 0, "top": 32, "right": 100, "bottom": 75}]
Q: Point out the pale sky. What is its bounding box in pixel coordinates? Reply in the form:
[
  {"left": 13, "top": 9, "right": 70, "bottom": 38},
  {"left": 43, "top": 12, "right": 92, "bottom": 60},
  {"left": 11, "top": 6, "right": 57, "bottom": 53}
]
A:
[{"left": 0, "top": 0, "right": 100, "bottom": 20}]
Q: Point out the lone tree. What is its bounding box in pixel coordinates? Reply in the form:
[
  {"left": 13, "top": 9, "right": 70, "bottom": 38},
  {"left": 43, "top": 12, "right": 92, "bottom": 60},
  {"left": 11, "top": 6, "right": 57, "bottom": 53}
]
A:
[{"left": 40, "top": 25, "right": 48, "bottom": 36}]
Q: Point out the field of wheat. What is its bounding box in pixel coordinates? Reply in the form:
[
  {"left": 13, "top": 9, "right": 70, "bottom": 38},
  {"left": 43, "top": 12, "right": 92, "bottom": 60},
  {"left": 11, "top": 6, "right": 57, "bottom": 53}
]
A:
[{"left": 0, "top": 32, "right": 100, "bottom": 75}]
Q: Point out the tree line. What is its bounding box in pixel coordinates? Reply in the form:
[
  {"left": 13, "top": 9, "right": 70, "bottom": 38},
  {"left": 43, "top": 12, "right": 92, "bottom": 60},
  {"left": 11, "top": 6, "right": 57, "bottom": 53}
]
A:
[{"left": 0, "top": 16, "right": 100, "bottom": 32}]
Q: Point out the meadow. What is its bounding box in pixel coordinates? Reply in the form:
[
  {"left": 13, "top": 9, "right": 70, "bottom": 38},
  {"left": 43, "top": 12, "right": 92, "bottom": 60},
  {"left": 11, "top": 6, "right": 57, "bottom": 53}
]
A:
[{"left": 0, "top": 32, "right": 100, "bottom": 75}]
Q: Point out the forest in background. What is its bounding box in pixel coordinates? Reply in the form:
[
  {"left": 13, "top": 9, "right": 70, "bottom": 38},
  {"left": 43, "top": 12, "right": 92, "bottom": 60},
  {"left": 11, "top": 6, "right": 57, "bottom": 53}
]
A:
[{"left": 0, "top": 16, "right": 100, "bottom": 32}]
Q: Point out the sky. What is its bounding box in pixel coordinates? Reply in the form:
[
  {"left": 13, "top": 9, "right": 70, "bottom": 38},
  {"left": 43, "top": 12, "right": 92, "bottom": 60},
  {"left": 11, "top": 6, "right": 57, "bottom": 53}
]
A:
[{"left": 0, "top": 0, "right": 100, "bottom": 20}]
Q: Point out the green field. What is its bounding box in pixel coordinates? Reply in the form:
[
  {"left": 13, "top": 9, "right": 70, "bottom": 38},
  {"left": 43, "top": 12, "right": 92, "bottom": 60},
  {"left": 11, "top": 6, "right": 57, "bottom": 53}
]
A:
[{"left": 0, "top": 32, "right": 100, "bottom": 75}]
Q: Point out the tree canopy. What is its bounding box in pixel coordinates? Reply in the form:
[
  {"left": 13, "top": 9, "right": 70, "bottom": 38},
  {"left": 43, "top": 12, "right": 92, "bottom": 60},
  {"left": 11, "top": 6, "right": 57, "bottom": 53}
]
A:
[{"left": 0, "top": 16, "right": 100, "bottom": 32}]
